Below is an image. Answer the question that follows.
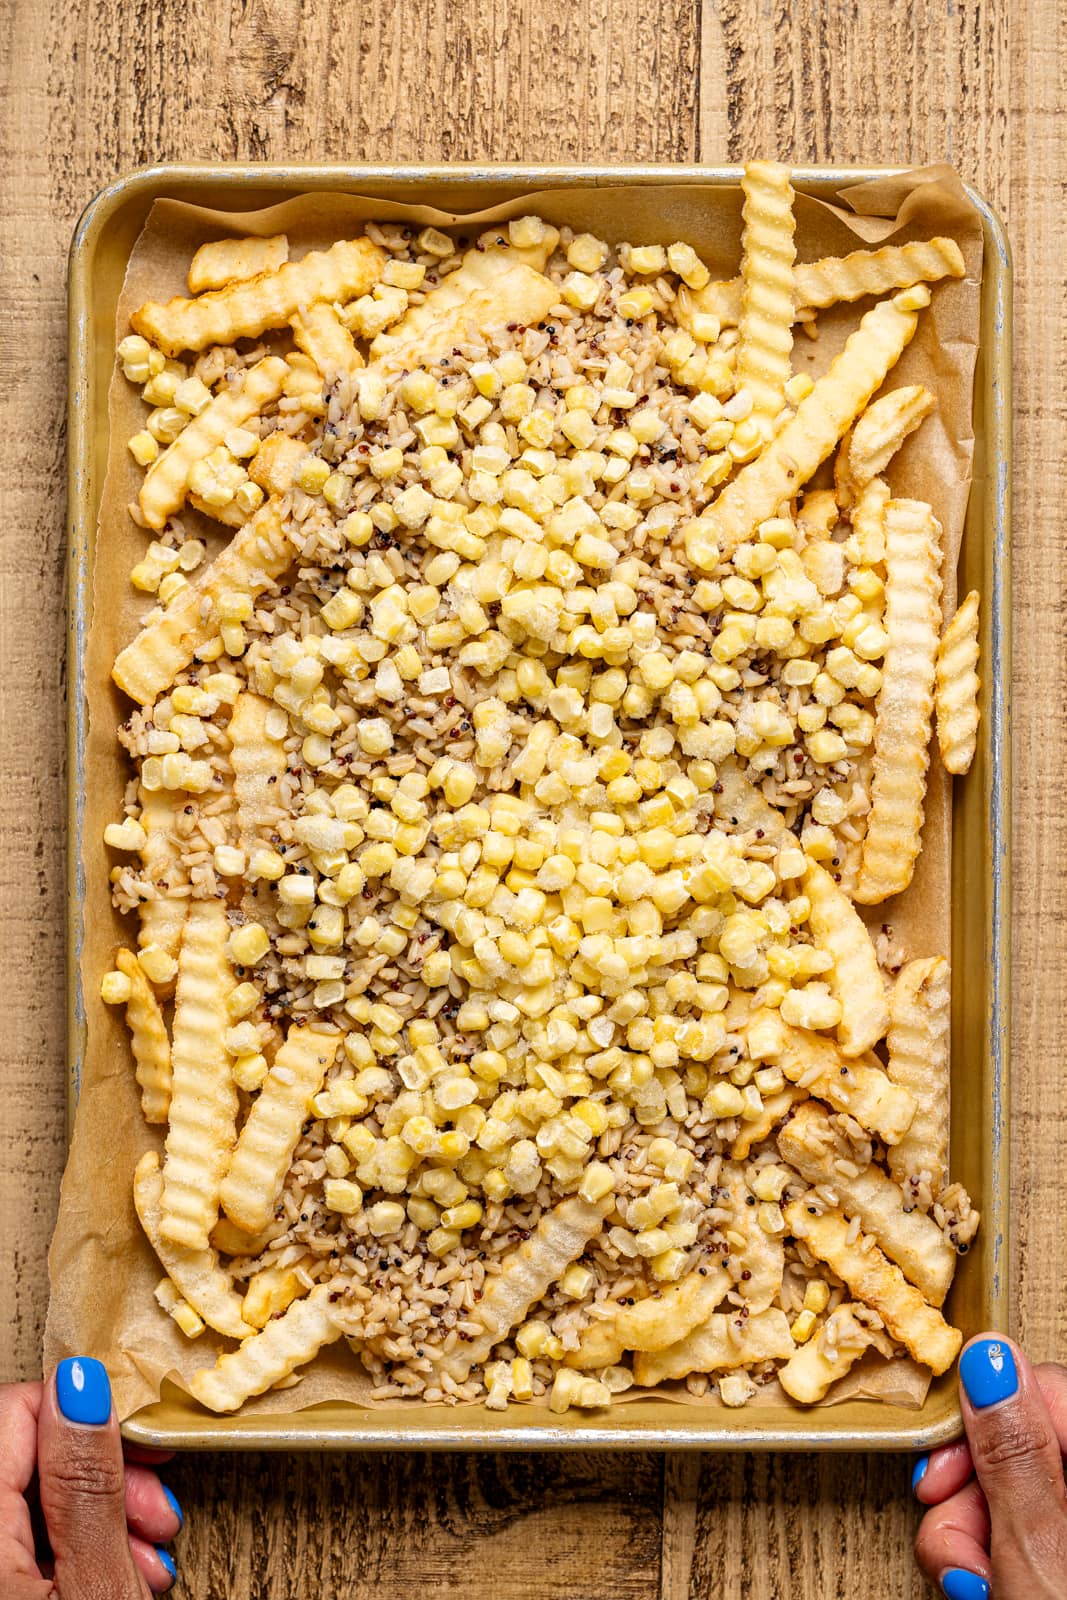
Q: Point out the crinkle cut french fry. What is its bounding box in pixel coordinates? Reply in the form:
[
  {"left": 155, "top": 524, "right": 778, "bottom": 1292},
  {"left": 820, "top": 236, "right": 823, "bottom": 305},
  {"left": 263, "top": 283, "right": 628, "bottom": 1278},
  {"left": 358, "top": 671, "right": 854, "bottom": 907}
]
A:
[
  {"left": 228, "top": 691, "right": 287, "bottom": 857},
  {"left": 113, "top": 496, "right": 294, "bottom": 706},
  {"left": 633, "top": 1308, "right": 795, "bottom": 1387},
  {"left": 683, "top": 236, "right": 966, "bottom": 328},
  {"left": 686, "top": 293, "right": 923, "bottom": 568},
  {"left": 886, "top": 957, "right": 951, "bottom": 1196},
  {"left": 189, "top": 491, "right": 248, "bottom": 529},
  {"left": 803, "top": 860, "right": 889, "bottom": 1056},
  {"left": 730, "top": 1086, "right": 805, "bottom": 1160},
  {"left": 249, "top": 432, "right": 308, "bottom": 496},
  {"left": 137, "top": 786, "right": 187, "bottom": 974},
  {"left": 751, "top": 1008, "right": 915, "bottom": 1145},
  {"left": 935, "top": 589, "right": 981, "bottom": 775},
  {"left": 855, "top": 499, "right": 943, "bottom": 903},
  {"left": 160, "top": 898, "right": 237, "bottom": 1250},
  {"left": 721, "top": 1162, "right": 784, "bottom": 1313},
  {"left": 836, "top": 385, "right": 935, "bottom": 504},
  {"left": 138, "top": 356, "right": 288, "bottom": 530},
  {"left": 242, "top": 1256, "right": 312, "bottom": 1330},
  {"left": 796, "top": 488, "right": 839, "bottom": 542},
  {"left": 370, "top": 240, "right": 560, "bottom": 371},
  {"left": 777, "top": 1100, "right": 957, "bottom": 1305},
  {"left": 189, "top": 1283, "right": 342, "bottom": 1413},
  {"left": 132, "top": 236, "right": 387, "bottom": 357},
  {"left": 784, "top": 1199, "right": 962, "bottom": 1375},
  {"left": 290, "top": 301, "right": 363, "bottom": 380},
  {"left": 566, "top": 1264, "right": 730, "bottom": 1369},
  {"left": 210, "top": 1215, "right": 288, "bottom": 1256},
  {"left": 440, "top": 1196, "right": 608, "bottom": 1382},
  {"left": 114, "top": 948, "right": 172, "bottom": 1124},
  {"left": 736, "top": 161, "right": 796, "bottom": 426},
  {"left": 219, "top": 1028, "right": 340, "bottom": 1236},
  {"left": 188, "top": 234, "right": 289, "bottom": 295},
  {"left": 134, "top": 1151, "right": 253, "bottom": 1339},
  {"left": 778, "top": 1305, "right": 878, "bottom": 1404},
  {"left": 848, "top": 475, "right": 890, "bottom": 567}
]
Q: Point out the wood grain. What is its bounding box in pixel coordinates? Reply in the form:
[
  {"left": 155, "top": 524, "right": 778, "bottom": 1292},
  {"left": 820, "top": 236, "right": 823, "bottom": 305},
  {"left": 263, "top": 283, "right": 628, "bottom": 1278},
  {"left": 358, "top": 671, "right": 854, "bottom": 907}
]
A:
[{"left": 0, "top": 0, "right": 1058, "bottom": 1594}]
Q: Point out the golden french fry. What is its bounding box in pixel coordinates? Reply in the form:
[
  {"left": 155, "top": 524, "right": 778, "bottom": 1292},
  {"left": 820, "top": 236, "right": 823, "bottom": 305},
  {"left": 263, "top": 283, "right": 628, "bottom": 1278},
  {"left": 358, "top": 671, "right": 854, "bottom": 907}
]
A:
[
  {"left": 803, "top": 860, "right": 889, "bottom": 1056},
  {"left": 634, "top": 1308, "right": 794, "bottom": 1387},
  {"left": 291, "top": 301, "right": 363, "bottom": 381},
  {"left": 160, "top": 899, "right": 237, "bottom": 1250},
  {"left": 686, "top": 293, "right": 924, "bottom": 568},
  {"left": 440, "top": 1196, "right": 608, "bottom": 1383},
  {"left": 730, "top": 1086, "right": 805, "bottom": 1160},
  {"left": 137, "top": 786, "right": 187, "bottom": 975},
  {"left": 242, "top": 1256, "right": 312, "bottom": 1330},
  {"left": 135, "top": 1151, "right": 253, "bottom": 1339},
  {"left": 189, "top": 492, "right": 248, "bottom": 529},
  {"left": 219, "top": 1028, "right": 340, "bottom": 1235},
  {"left": 189, "top": 1283, "right": 342, "bottom": 1412},
  {"left": 132, "top": 237, "right": 386, "bottom": 356},
  {"left": 188, "top": 234, "right": 290, "bottom": 295},
  {"left": 370, "top": 239, "right": 559, "bottom": 371},
  {"left": 777, "top": 1101, "right": 957, "bottom": 1305},
  {"left": 228, "top": 692, "right": 287, "bottom": 857},
  {"left": 797, "top": 488, "right": 839, "bottom": 541},
  {"left": 683, "top": 237, "right": 966, "bottom": 328},
  {"left": 750, "top": 1008, "right": 915, "bottom": 1145},
  {"left": 886, "top": 957, "right": 951, "bottom": 1195},
  {"left": 935, "top": 590, "right": 981, "bottom": 775},
  {"left": 210, "top": 1216, "right": 287, "bottom": 1256},
  {"left": 855, "top": 499, "right": 943, "bottom": 903},
  {"left": 113, "top": 497, "right": 294, "bottom": 705},
  {"left": 566, "top": 1264, "right": 730, "bottom": 1369},
  {"left": 848, "top": 475, "right": 890, "bottom": 566},
  {"left": 778, "top": 1304, "right": 879, "bottom": 1404},
  {"left": 784, "top": 1199, "right": 962, "bottom": 1375},
  {"left": 248, "top": 432, "right": 308, "bottom": 495},
  {"left": 138, "top": 357, "right": 288, "bottom": 530},
  {"left": 114, "top": 948, "right": 172, "bottom": 1124},
  {"left": 735, "top": 161, "right": 796, "bottom": 426},
  {"left": 721, "top": 1162, "right": 784, "bottom": 1313},
  {"left": 837, "top": 385, "right": 935, "bottom": 504}
]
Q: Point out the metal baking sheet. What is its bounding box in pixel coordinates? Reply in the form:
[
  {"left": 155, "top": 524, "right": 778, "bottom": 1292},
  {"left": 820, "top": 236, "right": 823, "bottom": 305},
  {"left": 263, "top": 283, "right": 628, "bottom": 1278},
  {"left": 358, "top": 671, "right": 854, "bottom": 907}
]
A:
[{"left": 66, "top": 164, "right": 1011, "bottom": 1450}]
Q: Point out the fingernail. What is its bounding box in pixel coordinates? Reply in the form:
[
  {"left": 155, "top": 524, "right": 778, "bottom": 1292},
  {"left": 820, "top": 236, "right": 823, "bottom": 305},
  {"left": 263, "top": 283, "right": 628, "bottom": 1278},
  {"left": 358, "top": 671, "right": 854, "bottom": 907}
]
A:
[
  {"left": 941, "top": 1568, "right": 990, "bottom": 1600},
  {"left": 162, "top": 1483, "right": 183, "bottom": 1528},
  {"left": 910, "top": 1453, "right": 929, "bottom": 1493},
  {"left": 959, "top": 1338, "right": 1018, "bottom": 1409},
  {"left": 56, "top": 1357, "right": 111, "bottom": 1425},
  {"left": 155, "top": 1545, "right": 177, "bottom": 1585}
]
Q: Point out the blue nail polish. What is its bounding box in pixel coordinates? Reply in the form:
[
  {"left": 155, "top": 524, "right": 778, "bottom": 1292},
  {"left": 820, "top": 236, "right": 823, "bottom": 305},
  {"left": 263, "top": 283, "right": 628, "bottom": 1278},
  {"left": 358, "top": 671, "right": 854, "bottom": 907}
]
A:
[
  {"left": 155, "top": 1545, "right": 177, "bottom": 1583},
  {"left": 941, "top": 1568, "right": 990, "bottom": 1600},
  {"left": 162, "top": 1484, "right": 183, "bottom": 1528},
  {"left": 56, "top": 1357, "right": 111, "bottom": 1426},
  {"left": 959, "top": 1339, "right": 1018, "bottom": 1409},
  {"left": 911, "top": 1453, "right": 929, "bottom": 1493}
]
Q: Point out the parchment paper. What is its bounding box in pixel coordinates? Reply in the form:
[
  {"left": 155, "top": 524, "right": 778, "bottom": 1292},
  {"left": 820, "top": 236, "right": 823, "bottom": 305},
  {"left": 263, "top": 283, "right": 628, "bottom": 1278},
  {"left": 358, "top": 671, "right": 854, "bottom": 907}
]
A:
[{"left": 46, "top": 167, "right": 981, "bottom": 1422}]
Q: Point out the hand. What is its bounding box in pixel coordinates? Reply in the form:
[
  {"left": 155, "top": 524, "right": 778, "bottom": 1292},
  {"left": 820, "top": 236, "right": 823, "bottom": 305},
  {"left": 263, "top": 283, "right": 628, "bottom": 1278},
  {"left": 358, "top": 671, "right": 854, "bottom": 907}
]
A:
[
  {"left": 0, "top": 1359, "right": 181, "bottom": 1597},
  {"left": 913, "top": 1333, "right": 1067, "bottom": 1597}
]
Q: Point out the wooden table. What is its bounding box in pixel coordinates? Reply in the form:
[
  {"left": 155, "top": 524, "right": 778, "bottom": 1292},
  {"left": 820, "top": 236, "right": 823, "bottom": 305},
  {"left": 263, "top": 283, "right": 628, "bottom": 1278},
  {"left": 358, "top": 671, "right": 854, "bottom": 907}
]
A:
[{"left": 0, "top": 1, "right": 1056, "bottom": 1593}]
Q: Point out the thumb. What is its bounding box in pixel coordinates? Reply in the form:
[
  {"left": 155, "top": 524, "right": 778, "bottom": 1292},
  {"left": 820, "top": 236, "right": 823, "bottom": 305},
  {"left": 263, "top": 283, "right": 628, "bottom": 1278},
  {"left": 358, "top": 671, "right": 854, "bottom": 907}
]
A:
[
  {"left": 36, "top": 1359, "right": 148, "bottom": 1600},
  {"left": 960, "top": 1334, "right": 1067, "bottom": 1596}
]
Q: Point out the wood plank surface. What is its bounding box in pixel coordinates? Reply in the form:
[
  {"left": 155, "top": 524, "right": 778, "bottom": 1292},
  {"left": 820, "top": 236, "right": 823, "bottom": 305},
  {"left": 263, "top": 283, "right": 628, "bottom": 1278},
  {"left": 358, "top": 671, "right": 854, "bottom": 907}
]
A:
[{"left": 0, "top": 0, "right": 1058, "bottom": 1595}]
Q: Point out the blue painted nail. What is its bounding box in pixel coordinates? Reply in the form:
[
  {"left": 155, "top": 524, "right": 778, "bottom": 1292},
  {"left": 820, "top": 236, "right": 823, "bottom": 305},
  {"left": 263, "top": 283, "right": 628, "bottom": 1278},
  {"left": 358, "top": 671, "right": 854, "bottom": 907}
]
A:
[
  {"left": 56, "top": 1357, "right": 111, "bottom": 1426},
  {"left": 911, "top": 1453, "right": 930, "bottom": 1493},
  {"left": 941, "top": 1568, "right": 990, "bottom": 1600},
  {"left": 960, "top": 1339, "right": 1018, "bottom": 1409},
  {"left": 155, "top": 1545, "right": 177, "bottom": 1584},
  {"left": 162, "top": 1484, "right": 183, "bottom": 1528}
]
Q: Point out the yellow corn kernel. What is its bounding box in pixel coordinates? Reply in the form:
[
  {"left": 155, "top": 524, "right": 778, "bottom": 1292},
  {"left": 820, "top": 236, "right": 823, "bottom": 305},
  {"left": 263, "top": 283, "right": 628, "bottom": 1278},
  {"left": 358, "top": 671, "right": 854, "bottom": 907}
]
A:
[
  {"left": 791, "top": 1308, "right": 818, "bottom": 1344},
  {"left": 324, "top": 1179, "right": 363, "bottom": 1215},
  {"left": 100, "top": 970, "right": 132, "bottom": 1005}
]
